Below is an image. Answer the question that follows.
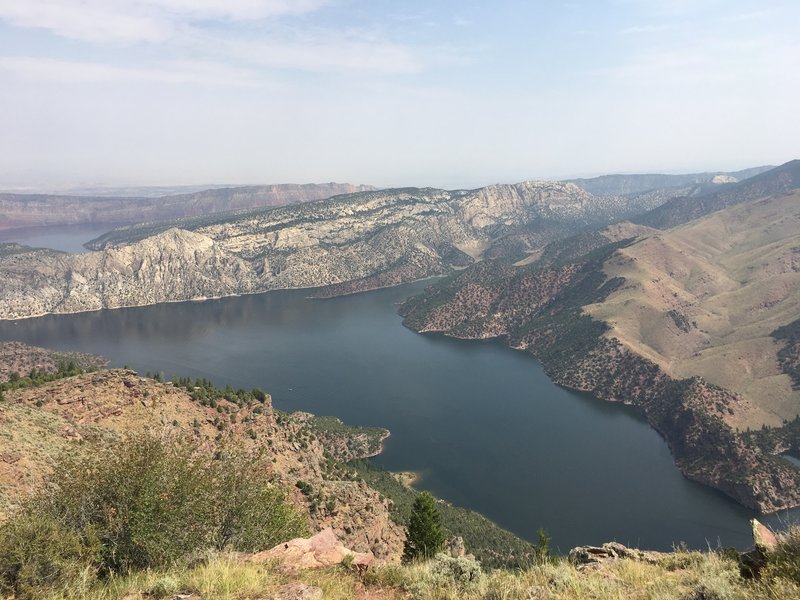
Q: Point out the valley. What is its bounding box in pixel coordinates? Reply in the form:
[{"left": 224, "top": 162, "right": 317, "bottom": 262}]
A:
[
  {"left": 1, "top": 162, "right": 799, "bottom": 556},
  {"left": 3, "top": 2, "right": 799, "bottom": 595},
  {"left": 0, "top": 283, "right": 775, "bottom": 552}
]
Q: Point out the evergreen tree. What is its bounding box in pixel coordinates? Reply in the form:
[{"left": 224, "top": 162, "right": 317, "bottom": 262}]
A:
[{"left": 403, "top": 491, "right": 445, "bottom": 562}]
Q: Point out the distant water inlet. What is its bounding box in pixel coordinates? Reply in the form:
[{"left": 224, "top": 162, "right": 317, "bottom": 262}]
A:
[
  {"left": 0, "top": 223, "right": 124, "bottom": 254},
  {"left": 1, "top": 279, "right": 797, "bottom": 552}
]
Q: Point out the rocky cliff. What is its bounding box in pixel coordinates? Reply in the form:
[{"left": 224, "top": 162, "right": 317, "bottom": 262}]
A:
[
  {"left": 0, "top": 181, "right": 675, "bottom": 320},
  {"left": 0, "top": 183, "right": 374, "bottom": 231}
]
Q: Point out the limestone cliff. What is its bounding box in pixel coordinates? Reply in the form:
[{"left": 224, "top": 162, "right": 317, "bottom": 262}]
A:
[{"left": 0, "top": 181, "right": 668, "bottom": 319}]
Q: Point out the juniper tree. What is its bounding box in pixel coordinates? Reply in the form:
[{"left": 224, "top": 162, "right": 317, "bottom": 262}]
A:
[{"left": 403, "top": 491, "right": 445, "bottom": 562}]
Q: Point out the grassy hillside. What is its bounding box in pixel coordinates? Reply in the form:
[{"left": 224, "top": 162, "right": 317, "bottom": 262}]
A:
[
  {"left": 5, "top": 535, "right": 800, "bottom": 599},
  {"left": 587, "top": 189, "right": 800, "bottom": 430}
]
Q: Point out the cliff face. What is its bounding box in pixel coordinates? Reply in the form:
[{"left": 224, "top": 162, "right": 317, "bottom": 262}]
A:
[
  {"left": 0, "top": 182, "right": 672, "bottom": 320},
  {"left": 0, "top": 229, "right": 258, "bottom": 319},
  {"left": 0, "top": 183, "right": 374, "bottom": 231}
]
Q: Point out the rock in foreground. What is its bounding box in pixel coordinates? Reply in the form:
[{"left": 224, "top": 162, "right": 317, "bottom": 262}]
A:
[{"left": 247, "top": 528, "right": 374, "bottom": 574}]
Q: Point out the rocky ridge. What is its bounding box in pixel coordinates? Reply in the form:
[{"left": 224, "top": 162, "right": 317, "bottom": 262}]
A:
[
  {"left": 634, "top": 160, "right": 800, "bottom": 230},
  {"left": 0, "top": 180, "right": 676, "bottom": 320},
  {"left": 0, "top": 341, "right": 107, "bottom": 382},
  {"left": 565, "top": 165, "right": 773, "bottom": 197}
]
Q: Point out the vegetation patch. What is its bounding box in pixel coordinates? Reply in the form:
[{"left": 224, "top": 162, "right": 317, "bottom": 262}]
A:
[
  {"left": 0, "top": 434, "right": 307, "bottom": 599},
  {"left": 350, "top": 459, "right": 537, "bottom": 569}
]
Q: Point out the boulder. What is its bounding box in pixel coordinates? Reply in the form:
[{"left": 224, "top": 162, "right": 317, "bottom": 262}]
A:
[
  {"left": 446, "top": 536, "right": 467, "bottom": 558},
  {"left": 739, "top": 519, "right": 779, "bottom": 578},
  {"left": 569, "top": 542, "right": 663, "bottom": 569},
  {"left": 751, "top": 519, "right": 778, "bottom": 554},
  {"left": 246, "top": 528, "right": 374, "bottom": 574}
]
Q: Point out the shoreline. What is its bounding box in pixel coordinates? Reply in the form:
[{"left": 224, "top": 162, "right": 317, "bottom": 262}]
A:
[{"left": 0, "top": 276, "right": 443, "bottom": 322}]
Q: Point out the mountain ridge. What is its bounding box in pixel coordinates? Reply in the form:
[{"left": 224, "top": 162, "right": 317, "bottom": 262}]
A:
[
  {"left": 0, "top": 182, "right": 375, "bottom": 231},
  {"left": 633, "top": 160, "right": 800, "bottom": 229},
  {"left": 0, "top": 179, "right": 679, "bottom": 320},
  {"left": 566, "top": 165, "right": 774, "bottom": 196}
]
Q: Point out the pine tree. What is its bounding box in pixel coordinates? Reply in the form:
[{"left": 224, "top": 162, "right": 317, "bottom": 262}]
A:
[{"left": 403, "top": 491, "right": 445, "bottom": 562}]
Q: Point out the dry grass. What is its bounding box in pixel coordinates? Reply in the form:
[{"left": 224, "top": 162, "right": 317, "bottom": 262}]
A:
[
  {"left": 586, "top": 190, "right": 800, "bottom": 429},
  {"left": 27, "top": 549, "right": 800, "bottom": 600}
]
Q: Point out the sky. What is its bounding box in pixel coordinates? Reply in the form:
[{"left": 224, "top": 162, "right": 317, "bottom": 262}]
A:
[{"left": 0, "top": 0, "right": 798, "bottom": 190}]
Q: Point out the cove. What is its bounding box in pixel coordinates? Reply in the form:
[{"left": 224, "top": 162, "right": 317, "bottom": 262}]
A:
[
  {"left": 0, "top": 223, "right": 123, "bottom": 254},
  {"left": 0, "top": 281, "right": 795, "bottom": 552}
]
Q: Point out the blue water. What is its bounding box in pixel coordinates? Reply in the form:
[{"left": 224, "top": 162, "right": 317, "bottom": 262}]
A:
[
  {"left": 1, "top": 281, "right": 796, "bottom": 552},
  {"left": 0, "top": 223, "right": 118, "bottom": 253}
]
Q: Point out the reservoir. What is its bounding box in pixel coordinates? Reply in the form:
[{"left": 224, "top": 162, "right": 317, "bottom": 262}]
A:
[{"left": 0, "top": 280, "right": 796, "bottom": 552}]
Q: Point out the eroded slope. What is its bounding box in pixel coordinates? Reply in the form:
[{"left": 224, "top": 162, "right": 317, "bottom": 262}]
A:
[
  {"left": 587, "top": 190, "right": 800, "bottom": 428},
  {"left": 0, "top": 369, "right": 405, "bottom": 559},
  {"left": 399, "top": 189, "right": 800, "bottom": 512}
]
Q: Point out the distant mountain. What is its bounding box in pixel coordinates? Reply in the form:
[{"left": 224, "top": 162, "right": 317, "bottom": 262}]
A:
[
  {"left": 0, "top": 162, "right": 786, "bottom": 319},
  {"left": 0, "top": 179, "right": 678, "bottom": 319},
  {"left": 0, "top": 183, "right": 375, "bottom": 231},
  {"left": 566, "top": 165, "right": 773, "bottom": 196},
  {"left": 0, "top": 184, "right": 234, "bottom": 197},
  {"left": 633, "top": 160, "right": 800, "bottom": 229}
]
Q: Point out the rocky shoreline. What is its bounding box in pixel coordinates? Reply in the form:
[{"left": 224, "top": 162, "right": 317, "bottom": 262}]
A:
[{"left": 398, "top": 248, "right": 800, "bottom": 514}]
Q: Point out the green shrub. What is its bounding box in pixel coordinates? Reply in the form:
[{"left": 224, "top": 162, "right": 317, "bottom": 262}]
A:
[
  {"left": 146, "top": 575, "right": 181, "bottom": 598},
  {"left": 536, "top": 527, "right": 553, "bottom": 564},
  {"left": 0, "top": 513, "right": 93, "bottom": 599},
  {"left": 406, "top": 553, "right": 484, "bottom": 598},
  {"left": 0, "top": 434, "right": 308, "bottom": 596},
  {"left": 430, "top": 553, "right": 483, "bottom": 586},
  {"left": 213, "top": 448, "right": 309, "bottom": 552},
  {"left": 40, "top": 434, "right": 219, "bottom": 574}
]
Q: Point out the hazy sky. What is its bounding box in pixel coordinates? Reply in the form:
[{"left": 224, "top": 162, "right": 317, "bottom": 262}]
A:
[{"left": 1, "top": 0, "right": 798, "bottom": 190}]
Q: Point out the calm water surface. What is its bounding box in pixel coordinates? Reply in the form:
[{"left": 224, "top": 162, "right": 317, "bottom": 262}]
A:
[
  {"left": 1, "top": 281, "right": 797, "bottom": 552},
  {"left": 0, "top": 223, "right": 119, "bottom": 253}
]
